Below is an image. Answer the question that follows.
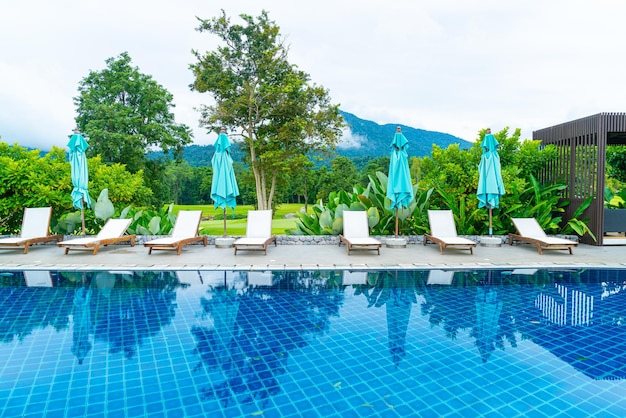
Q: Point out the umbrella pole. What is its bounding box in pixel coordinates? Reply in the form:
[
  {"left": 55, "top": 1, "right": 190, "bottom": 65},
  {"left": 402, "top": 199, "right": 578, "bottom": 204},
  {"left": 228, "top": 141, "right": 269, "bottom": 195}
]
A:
[
  {"left": 223, "top": 208, "right": 227, "bottom": 238},
  {"left": 395, "top": 208, "right": 399, "bottom": 238},
  {"left": 81, "top": 198, "right": 86, "bottom": 236},
  {"left": 488, "top": 207, "right": 493, "bottom": 236}
]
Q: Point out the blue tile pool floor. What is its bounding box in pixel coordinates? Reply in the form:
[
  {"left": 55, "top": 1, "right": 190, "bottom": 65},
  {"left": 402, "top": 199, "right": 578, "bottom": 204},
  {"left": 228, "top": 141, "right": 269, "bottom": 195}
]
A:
[{"left": 1, "top": 268, "right": 626, "bottom": 417}]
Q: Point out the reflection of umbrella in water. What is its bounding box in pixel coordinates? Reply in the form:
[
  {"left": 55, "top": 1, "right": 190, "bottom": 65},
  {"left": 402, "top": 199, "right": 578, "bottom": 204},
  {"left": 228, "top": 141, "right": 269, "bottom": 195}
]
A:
[
  {"left": 211, "top": 287, "right": 240, "bottom": 366},
  {"left": 95, "top": 272, "right": 116, "bottom": 298},
  {"left": 386, "top": 127, "right": 414, "bottom": 237},
  {"left": 211, "top": 128, "right": 240, "bottom": 237},
  {"left": 476, "top": 129, "right": 505, "bottom": 235},
  {"left": 474, "top": 286, "right": 502, "bottom": 363},
  {"left": 72, "top": 286, "right": 93, "bottom": 364},
  {"left": 386, "top": 287, "right": 412, "bottom": 368},
  {"left": 68, "top": 128, "right": 91, "bottom": 235}
]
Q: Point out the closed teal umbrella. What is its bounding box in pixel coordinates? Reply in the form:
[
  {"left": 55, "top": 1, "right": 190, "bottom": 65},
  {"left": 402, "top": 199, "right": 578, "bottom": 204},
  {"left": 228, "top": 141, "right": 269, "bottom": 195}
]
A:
[
  {"left": 476, "top": 129, "right": 505, "bottom": 235},
  {"left": 211, "top": 129, "right": 240, "bottom": 237},
  {"left": 68, "top": 129, "right": 91, "bottom": 235},
  {"left": 386, "top": 127, "right": 414, "bottom": 237}
]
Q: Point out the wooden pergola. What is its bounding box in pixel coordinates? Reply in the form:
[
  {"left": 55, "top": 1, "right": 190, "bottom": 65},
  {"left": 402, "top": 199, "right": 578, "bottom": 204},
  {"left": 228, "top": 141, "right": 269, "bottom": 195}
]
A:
[{"left": 533, "top": 112, "right": 626, "bottom": 245}]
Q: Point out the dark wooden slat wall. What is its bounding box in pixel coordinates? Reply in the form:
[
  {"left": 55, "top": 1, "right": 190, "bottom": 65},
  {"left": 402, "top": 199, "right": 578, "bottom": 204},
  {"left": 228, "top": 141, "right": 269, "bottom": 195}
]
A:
[{"left": 533, "top": 113, "right": 626, "bottom": 245}]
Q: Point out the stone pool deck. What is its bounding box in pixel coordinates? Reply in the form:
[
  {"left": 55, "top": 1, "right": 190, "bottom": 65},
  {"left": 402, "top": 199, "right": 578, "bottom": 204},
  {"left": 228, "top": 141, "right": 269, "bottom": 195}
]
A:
[{"left": 0, "top": 239, "right": 624, "bottom": 271}]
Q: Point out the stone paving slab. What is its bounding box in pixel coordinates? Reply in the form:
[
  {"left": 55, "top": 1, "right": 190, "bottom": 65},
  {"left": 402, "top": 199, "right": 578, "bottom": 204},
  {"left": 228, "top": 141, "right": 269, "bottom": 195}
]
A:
[{"left": 0, "top": 241, "right": 623, "bottom": 271}]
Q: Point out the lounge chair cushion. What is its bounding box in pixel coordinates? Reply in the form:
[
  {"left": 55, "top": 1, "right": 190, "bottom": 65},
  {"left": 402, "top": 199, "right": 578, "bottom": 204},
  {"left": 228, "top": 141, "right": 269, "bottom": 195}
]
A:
[
  {"left": 424, "top": 210, "right": 476, "bottom": 254},
  {"left": 233, "top": 210, "right": 277, "bottom": 254},
  {"left": 339, "top": 211, "right": 381, "bottom": 255},
  {"left": 144, "top": 210, "right": 207, "bottom": 254},
  {"left": 0, "top": 207, "right": 61, "bottom": 253},
  {"left": 510, "top": 218, "right": 577, "bottom": 254},
  {"left": 58, "top": 218, "right": 135, "bottom": 254}
]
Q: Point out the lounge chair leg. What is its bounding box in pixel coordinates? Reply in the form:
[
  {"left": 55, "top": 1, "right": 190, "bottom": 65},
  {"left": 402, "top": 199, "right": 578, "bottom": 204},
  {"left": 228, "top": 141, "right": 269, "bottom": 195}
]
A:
[
  {"left": 568, "top": 247, "right": 573, "bottom": 255},
  {"left": 23, "top": 245, "right": 29, "bottom": 254},
  {"left": 148, "top": 248, "right": 153, "bottom": 255},
  {"left": 64, "top": 247, "right": 70, "bottom": 255}
]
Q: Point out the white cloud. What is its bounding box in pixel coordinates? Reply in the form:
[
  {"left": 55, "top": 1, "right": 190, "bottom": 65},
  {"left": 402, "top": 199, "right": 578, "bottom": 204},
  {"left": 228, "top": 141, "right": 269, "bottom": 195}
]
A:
[{"left": 337, "top": 127, "right": 368, "bottom": 150}]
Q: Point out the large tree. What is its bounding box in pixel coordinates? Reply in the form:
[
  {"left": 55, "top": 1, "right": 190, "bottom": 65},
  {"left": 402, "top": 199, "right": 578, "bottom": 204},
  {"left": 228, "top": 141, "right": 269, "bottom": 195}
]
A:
[
  {"left": 190, "top": 10, "right": 344, "bottom": 210},
  {"left": 74, "top": 52, "right": 193, "bottom": 206}
]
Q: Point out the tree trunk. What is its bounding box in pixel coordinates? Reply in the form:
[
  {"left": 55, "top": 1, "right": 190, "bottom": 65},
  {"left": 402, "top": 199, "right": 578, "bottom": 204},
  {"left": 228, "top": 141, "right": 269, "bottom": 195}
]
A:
[{"left": 246, "top": 128, "right": 267, "bottom": 210}]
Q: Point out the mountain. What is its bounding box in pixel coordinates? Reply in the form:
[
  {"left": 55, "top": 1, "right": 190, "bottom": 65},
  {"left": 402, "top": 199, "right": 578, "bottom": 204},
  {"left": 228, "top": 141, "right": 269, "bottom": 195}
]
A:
[
  {"left": 150, "top": 110, "right": 472, "bottom": 166},
  {"left": 337, "top": 111, "right": 471, "bottom": 159}
]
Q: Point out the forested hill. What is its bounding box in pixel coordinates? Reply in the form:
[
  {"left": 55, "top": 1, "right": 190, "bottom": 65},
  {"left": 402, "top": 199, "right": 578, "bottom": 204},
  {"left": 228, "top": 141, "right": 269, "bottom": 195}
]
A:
[
  {"left": 154, "top": 110, "right": 472, "bottom": 167},
  {"left": 338, "top": 111, "right": 471, "bottom": 159}
]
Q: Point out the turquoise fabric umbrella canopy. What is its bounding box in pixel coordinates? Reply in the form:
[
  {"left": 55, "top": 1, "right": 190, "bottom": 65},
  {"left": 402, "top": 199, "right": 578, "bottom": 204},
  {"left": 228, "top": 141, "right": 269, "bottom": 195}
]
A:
[
  {"left": 68, "top": 131, "right": 91, "bottom": 210},
  {"left": 386, "top": 127, "right": 414, "bottom": 236},
  {"left": 211, "top": 129, "right": 240, "bottom": 237},
  {"left": 476, "top": 130, "right": 505, "bottom": 235}
]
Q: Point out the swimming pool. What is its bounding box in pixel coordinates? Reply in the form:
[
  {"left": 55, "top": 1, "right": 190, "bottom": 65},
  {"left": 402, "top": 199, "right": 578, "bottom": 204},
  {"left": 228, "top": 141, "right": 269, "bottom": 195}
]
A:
[{"left": 1, "top": 268, "right": 625, "bottom": 417}]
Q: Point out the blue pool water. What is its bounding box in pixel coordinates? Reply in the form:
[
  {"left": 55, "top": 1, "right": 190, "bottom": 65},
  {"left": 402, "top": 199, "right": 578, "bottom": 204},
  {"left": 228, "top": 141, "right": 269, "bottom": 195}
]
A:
[{"left": 1, "top": 268, "right": 625, "bottom": 417}]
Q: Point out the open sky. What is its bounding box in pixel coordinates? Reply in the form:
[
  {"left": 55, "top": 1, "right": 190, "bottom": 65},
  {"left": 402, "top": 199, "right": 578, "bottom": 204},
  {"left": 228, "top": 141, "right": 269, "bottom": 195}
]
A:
[{"left": 2, "top": 0, "right": 626, "bottom": 151}]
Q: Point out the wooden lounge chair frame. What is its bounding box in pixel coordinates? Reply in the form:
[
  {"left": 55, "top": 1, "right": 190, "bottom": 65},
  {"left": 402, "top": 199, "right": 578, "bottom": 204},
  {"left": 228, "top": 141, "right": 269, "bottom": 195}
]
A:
[
  {"left": 0, "top": 207, "right": 62, "bottom": 253},
  {"left": 233, "top": 210, "right": 277, "bottom": 255},
  {"left": 58, "top": 218, "right": 136, "bottom": 255},
  {"left": 509, "top": 218, "right": 578, "bottom": 255},
  {"left": 144, "top": 210, "right": 208, "bottom": 255},
  {"left": 338, "top": 211, "right": 381, "bottom": 255},
  {"left": 423, "top": 210, "right": 477, "bottom": 254}
]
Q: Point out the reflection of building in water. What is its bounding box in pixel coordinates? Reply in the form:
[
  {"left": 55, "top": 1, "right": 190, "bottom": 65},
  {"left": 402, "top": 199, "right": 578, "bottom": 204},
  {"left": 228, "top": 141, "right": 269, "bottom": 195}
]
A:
[
  {"left": 526, "top": 278, "right": 626, "bottom": 381},
  {"left": 535, "top": 284, "right": 594, "bottom": 326}
]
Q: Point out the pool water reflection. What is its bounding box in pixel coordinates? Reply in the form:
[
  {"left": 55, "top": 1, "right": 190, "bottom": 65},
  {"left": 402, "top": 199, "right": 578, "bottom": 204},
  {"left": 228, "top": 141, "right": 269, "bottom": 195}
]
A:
[{"left": 0, "top": 268, "right": 625, "bottom": 417}]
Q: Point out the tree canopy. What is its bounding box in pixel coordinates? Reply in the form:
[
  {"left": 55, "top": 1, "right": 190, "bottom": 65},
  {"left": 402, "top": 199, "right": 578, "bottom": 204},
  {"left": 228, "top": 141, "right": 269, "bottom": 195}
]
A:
[
  {"left": 74, "top": 52, "right": 193, "bottom": 207},
  {"left": 190, "top": 10, "right": 344, "bottom": 210}
]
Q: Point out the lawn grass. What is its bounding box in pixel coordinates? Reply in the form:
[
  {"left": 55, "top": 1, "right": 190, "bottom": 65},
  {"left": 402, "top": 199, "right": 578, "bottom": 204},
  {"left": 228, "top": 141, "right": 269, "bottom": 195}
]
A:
[{"left": 173, "top": 203, "right": 309, "bottom": 235}]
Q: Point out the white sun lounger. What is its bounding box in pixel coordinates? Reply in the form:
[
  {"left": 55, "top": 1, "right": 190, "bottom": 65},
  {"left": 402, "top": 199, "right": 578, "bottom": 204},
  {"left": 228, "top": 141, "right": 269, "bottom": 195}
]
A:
[
  {"left": 58, "top": 218, "right": 136, "bottom": 255},
  {"left": 0, "top": 207, "right": 62, "bottom": 253},
  {"left": 424, "top": 210, "right": 477, "bottom": 254},
  {"left": 233, "top": 210, "right": 277, "bottom": 255},
  {"left": 339, "top": 211, "right": 381, "bottom": 255},
  {"left": 509, "top": 217, "right": 578, "bottom": 254},
  {"left": 144, "top": 210, "right": 207, "bottom": 255}
]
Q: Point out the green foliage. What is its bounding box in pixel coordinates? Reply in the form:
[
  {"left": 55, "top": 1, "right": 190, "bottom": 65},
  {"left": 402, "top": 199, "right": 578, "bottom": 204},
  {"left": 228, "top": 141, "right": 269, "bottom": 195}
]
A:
[
  {"left": 166, "top": 161, "right": 212, "bottom": 205},
  {"left": 433, "top": 188, "right": 483, "bottom": 235},
  {"left": 0, "top": 143, "right": 69, "bottom": 233},
  {"left": 94, "top": 189, "right": 115, "bottom": 221},
  {"left": 0, "top": 142, "right": 156, "bottom": 234},
  {"left": 53, "top": 211, "right": 84, "bottom": 235},
  {"left": 315, "top": 156, "right": 359, "bottom": 200},
  {"left": 87, "top": 155, "right": 152, "bottom": 206},
  {"left": 561, "top": 196, "right": 597, "bottom": 241},
  {"left": 606, "top": 146, "right": 626, "bottom": 183},
  {"left": 289, "top": 125, "right": 594, "bottom": 241},
  {"left": 288, "top": 171, "right": 433, "bottom": 236},
  {"left": 122, "top": 204, "right": 176, "bottom": 235},
  {"left": 605, "top": 187, "right": 626, "bottom": 208},
  {"left": 190, "top": 10, "right": 344, "bottom": 210}
]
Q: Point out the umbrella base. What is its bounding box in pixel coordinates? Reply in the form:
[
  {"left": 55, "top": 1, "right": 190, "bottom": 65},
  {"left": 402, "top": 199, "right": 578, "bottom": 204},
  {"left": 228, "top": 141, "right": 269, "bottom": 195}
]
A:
[
  {"left": 480, "top": 236, "right": 502, "bottom": 247},
  {"left": 215, "top": 237, "right": 235, "bottom": 248},
  {"left": 385, "top": 237, "right": 407, "bottom": 248}
]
